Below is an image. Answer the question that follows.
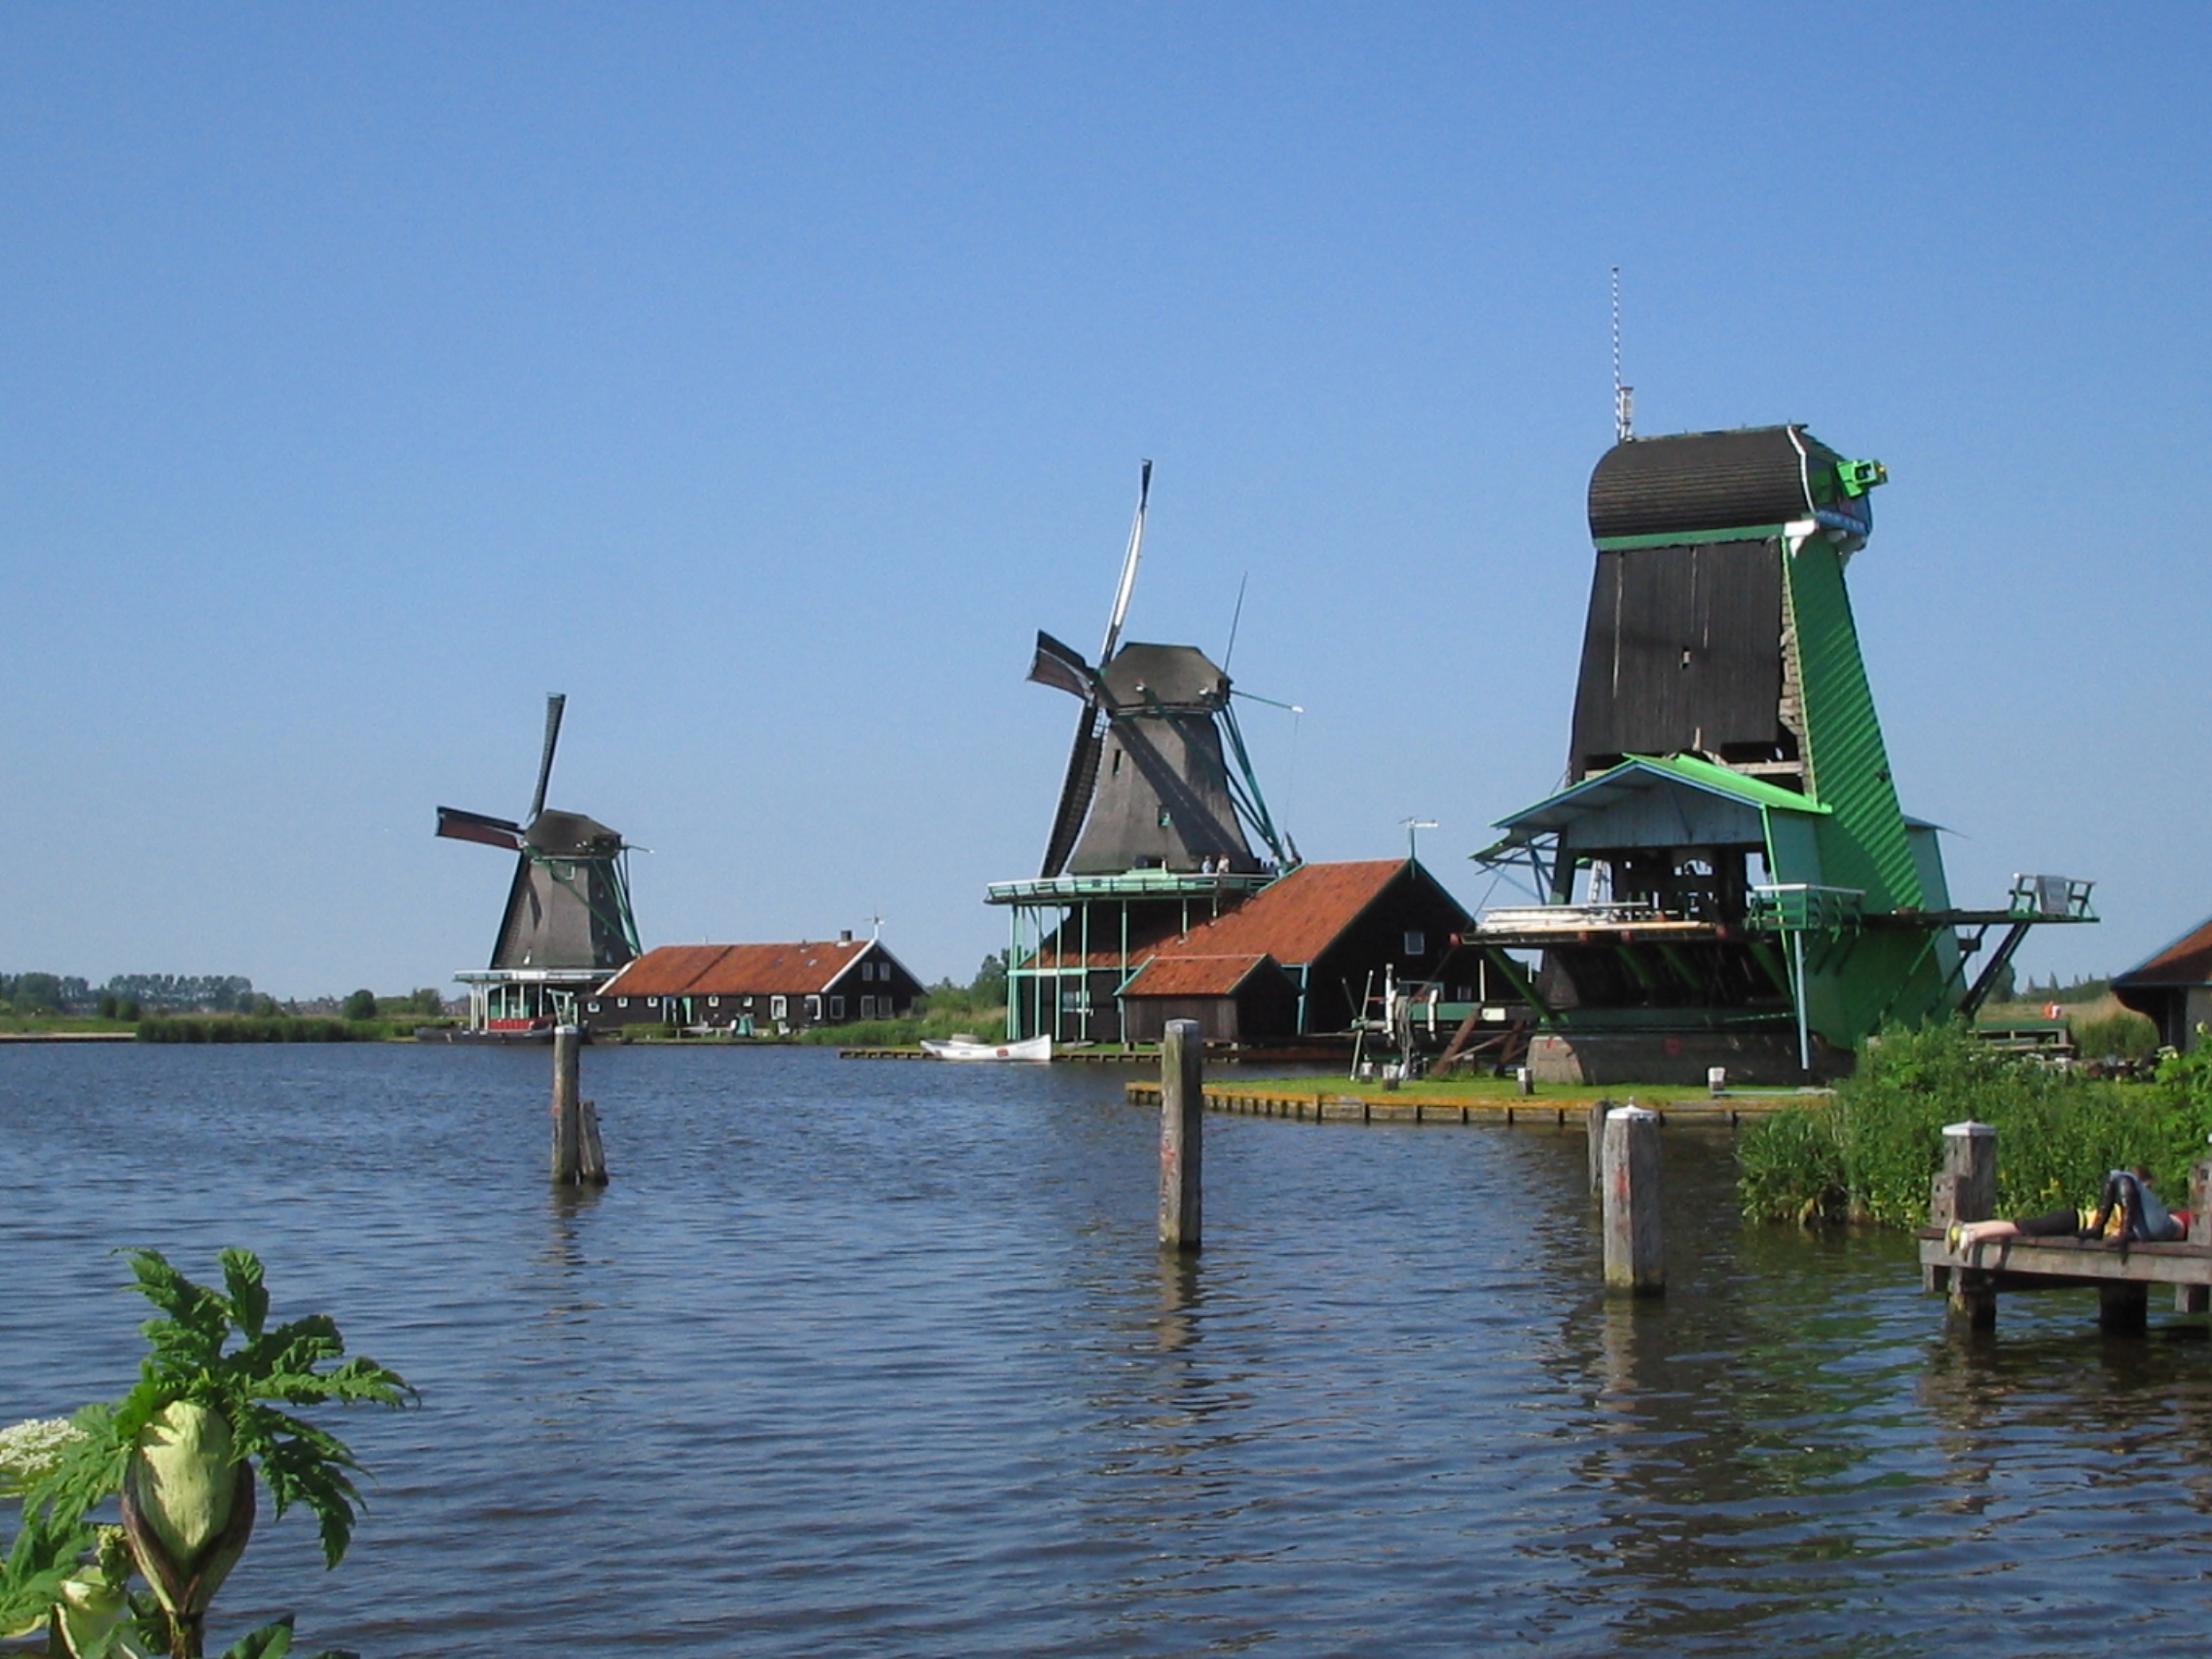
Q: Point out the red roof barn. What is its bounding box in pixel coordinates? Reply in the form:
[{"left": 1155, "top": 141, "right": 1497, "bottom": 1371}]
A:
[{"left": 588, "top": 933, "right": 923, "bottom": 1034}]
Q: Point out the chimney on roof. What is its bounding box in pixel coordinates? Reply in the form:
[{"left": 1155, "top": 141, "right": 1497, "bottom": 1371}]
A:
[{"left": 839, "top": 930, "right": 853, "bottom": 944}]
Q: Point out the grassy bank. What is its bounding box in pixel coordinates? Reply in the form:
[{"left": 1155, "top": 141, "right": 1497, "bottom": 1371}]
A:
[
  {"left": 1739, "top": 1024, "right": 2212, "bottom": 1226},
  {"left": 137, "top": 1015, "right": 411, "bottom": 1043},
  {"left": 798, "top": 1006, "right": 1012, "bottom": 1047}
]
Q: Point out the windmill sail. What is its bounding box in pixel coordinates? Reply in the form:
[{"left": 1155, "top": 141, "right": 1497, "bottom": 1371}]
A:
[
  {"left": 529, "top": 693, "right": 566, "bottom": 821},
  {"left": 435, "top": 806, "right": 526, "bottom": 851},
  {"left": 1040, "top": 711, "right": 1105, "bottom": 880}
]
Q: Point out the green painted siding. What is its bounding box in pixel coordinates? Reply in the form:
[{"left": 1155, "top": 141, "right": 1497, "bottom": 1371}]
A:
[
  {"left": 1781, "top": 533, "right": 1957, "bottom": 1045},
  {"left": 1783, "top": 535, "right": 1921, "bottom": 909}
]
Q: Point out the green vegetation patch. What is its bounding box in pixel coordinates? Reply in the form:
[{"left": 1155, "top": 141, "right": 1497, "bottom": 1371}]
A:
[
  {"left": 1739, "top": 1024, "right": 2212, "bottom": 1227},
  {"left": 136, "top": 1017, "right": 397, "bottom": 1044}
]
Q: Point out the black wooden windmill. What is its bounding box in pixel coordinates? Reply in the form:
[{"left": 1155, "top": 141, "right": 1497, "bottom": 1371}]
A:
[
  {"left": 1027, "top": 462, "right": 1291, "bottom": 877},
  {"left": 435, "top": 694, "right": 641, "bottom": 1029},
  {"left": 989, "top": 464, "right": 1296, "bottom": 1046}
]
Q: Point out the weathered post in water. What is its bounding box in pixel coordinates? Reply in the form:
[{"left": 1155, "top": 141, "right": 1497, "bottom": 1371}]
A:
[
  {"left": 1601, "top": 1105, "right": 1663, "bottom": 1294},
  {"left": 550, "top": 1025, "right": 606, "bottom": 1186},
  {"left": 1930, "top": 1121, "right": 1996, "bottom": 1328},
  {"left": 2185, "top": 1160, "right": 2212, "bottom": 1314},
  {"left": 1159, "top": 1019, "right": 1203, "bottom": 1252},
  {"left": 1586, "top": 1099, "right": 1615, "bottom": 1197}
]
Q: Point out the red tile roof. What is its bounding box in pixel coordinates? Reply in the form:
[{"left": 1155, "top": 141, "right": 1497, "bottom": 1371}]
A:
[
  {"left": 599, "top": 940, "right": 871, "bottom": 998},
  {"left": 1149, "top": 860, "right": 1415, "bottom": 966},
  {"left": 2115, "top": 916, "right": 2212, "bottom": 989},
  {"left": 1122, "top": 953, "right": 1280, "bottom": 998}
]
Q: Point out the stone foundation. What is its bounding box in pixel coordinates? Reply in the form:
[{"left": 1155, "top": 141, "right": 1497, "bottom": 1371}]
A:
[{"left": 1526, "top": 1029, "right": 1852, "bottom": 1088}]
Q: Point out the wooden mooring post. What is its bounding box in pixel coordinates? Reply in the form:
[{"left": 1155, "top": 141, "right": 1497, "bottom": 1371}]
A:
[
  {"left": 1585, "top": 1099, "right": 1616, "bottom": 1196},
  {"left": 1928, "top": 1121, "right": 1995, "bottom": 1328},
  {"left": 551, "top": 1025, "right": 608, "bottom": 1187},
  {"left": 1601, "top": 1105, "right": 1663, "bottom": 1294},
  {"left": 1159, "top": 1019, "right": 1202, "bottom": 1252}
]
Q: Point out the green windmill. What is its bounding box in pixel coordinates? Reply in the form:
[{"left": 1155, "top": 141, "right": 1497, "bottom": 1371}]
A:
[{"left": 1467, "top": 425, "right": 2092, "bottom": 1083}]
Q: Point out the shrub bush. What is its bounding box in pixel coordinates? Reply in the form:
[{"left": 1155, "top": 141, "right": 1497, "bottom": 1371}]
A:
[
  {"left": 1740, "top": 1023, "right": 2212, "bottom": 1226},
  {"left": 2072, "top": 1008, "right": 2158, "bottom": 1062}
]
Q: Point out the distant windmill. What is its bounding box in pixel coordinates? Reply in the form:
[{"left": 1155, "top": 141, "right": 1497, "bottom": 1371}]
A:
[
  {"left": 1027, "top": 463, "right": 1291, "bottom": 877},
  {"left": 435, "top": 694, "right": 641, "bottom": 977}
]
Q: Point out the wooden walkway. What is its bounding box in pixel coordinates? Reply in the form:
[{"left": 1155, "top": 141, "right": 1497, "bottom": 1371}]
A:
[
  {"left": 1122, "top": 1082, "right": 1786, "bottom": 1126},
  {"left": 839, "top": 1046, "right": 1346, "bottom": 1065},
  {"left": 1921, "top": 1122, "right": 2212, "bottom": 1332},
  {"left": 1920, "top": 1231, "right": 2212, "bottom": 1328}
]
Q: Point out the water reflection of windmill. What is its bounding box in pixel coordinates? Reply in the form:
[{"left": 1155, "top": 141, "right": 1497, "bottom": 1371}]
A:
[
  {"left": 435, "top": 693, "right": 642, "bottom": 1037},
  {"left": 990, "top": 464, "right": 1298, "bottom": 1044}
]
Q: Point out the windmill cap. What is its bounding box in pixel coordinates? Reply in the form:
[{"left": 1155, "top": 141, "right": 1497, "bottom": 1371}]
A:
[
  {"left": 1587, "top": 424, "right": 1880, "bottom": 543},
  {"left": 1099, "top": 643, "right": 1229, "bottom": 711},
  {"left": 525, "top": 810, "right": 624, "bottom": 856}
]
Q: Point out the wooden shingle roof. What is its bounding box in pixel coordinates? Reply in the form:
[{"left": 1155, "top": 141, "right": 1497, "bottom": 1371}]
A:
[
  {"left": 2115, "top": 917, "right": 2212, "bottom": 990},
  {"left": 1148, "top": 860, "right": 1423, "bottom": 967},
  {"left": 1121, "top": 953, "right": 1281, "bottom": 998},
  {"left": 598, "top": 940, "right": 872, "bottom": 998}
]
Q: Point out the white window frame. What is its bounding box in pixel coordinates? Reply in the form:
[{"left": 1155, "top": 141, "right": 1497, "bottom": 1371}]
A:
[{"left": 770, "top": 995, "right": 787, "bottom": 1020}]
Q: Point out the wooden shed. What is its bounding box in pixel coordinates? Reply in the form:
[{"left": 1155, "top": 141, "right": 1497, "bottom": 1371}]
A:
[
  {"left": 2115, "top": 918, "right": 2212, "bottom": 1051},
  {"left": 1119, "top": 952, "right": 1299, "bottom": 1043}
]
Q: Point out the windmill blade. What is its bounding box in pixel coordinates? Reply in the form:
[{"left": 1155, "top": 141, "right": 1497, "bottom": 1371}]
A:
[
  {"left": 1027, "top": 631, "right": 1098, "bottom": 700},
  {"left": 1040, "top": 708, "right": 1105, "bottom": 879},
  {"left": 528, "top": 692, "right": 567, "bottom": 823},
  {"left": 436, "top": 806, "right": 526, "bottom": 851},
  {"left": 1098, "top": 460, "right": 1152, "bottom": 664}
]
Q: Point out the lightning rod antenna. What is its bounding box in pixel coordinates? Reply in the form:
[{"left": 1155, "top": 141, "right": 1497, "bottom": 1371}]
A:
[{"left": 1611, "top": 266, "right": 1634, "bottom": 444}]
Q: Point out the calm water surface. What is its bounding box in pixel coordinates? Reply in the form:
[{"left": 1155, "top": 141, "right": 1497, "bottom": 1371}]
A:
[{"left": 5, "top": 1044, "right": 2212, "bottom": 1655}]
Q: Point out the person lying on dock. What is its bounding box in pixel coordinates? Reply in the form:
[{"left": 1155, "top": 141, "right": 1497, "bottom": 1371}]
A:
[{"left": 1951, "top": 1167, "right": 2191, "bottom": 1250}]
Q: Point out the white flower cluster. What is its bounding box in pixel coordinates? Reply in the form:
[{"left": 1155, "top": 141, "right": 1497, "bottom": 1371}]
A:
[{"left": 0, "top": 1416, "right": 86, "bottom": 1493}]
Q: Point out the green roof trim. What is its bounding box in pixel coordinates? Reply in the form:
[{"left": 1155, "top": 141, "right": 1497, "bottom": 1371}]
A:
[
  {"left": 1488, "top": 754, "right": 1827, "bottom": 845},
  {"left": 1616, "top": 753, "right": 1828, "bottom": 815},
  {"left": 1593, "top": 525, "right": 1794, "bottom": 551}
]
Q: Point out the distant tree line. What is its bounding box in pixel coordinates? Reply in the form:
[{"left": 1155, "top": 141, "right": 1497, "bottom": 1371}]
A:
[{"left": 1, "top": 972, "right": 257, "bottom": 1017}]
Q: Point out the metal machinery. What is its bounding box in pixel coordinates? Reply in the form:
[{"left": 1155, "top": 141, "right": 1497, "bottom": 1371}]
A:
[
  {"left": 435, "top": 693, "right": 643, "bottom": 1032},
  {"left": 989, "top": 464, "right": 1297, "bottom": 1043},
  {"left": 1462, "top": 425, "right": 2093, "bottom": 1083}
]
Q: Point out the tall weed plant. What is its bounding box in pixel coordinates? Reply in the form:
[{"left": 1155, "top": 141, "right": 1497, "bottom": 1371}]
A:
[{"left": 1740, "top": 1023, "right": 2212, "bottom": 1226}]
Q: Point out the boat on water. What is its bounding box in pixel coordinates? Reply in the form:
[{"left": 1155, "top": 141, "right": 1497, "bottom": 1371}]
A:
[{"left": 918, "top": 1034, "right": 1052, "bottom": 1062}]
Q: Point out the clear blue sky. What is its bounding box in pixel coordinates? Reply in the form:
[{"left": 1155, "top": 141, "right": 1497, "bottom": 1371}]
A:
[{"left": 6, "top": 3, "right": 2207, "bottom": 997}]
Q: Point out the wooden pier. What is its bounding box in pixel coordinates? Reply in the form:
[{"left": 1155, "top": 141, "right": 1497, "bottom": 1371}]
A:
[
  {"left": 1919, "top": 1120, "right": 2212, "bottom": 1332},
  {"left": 839, "top": 1045, "right": 1347, "bottom": 1065},
  {"left": 1120, "top": 1082, "right": 1784, "bottom": 1126}
]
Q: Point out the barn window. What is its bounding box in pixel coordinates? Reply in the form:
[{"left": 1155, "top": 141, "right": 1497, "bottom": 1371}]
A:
[
  {"left": 1157, "top": 807, "right": 1172, "bottom": 827},
  {"left": 617, "top": 997, "right": 629, "bottom": 1009},
  {"left": 586, "top": 1001, "right": 600, "bottom": 1013},
  {"left": 708, "top": 996, "right": 720, "bottom": 1008},
  {"left": 829, "top": 996, "right": 845, "bottom": 1019},
  {"left": 1403, "top": 931, "right": 1426, "bottom": 956},
  {"left": 646, "top": 997, "right": 658, "bottom": 1008},
  {"left": 770, "top": 996, "right": 787, "bottom": 1020},
  {"left": 860, "top": 995, "right": 875, "bottom": 1018}
]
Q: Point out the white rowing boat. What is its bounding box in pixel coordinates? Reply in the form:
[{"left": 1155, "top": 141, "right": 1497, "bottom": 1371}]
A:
[{"left": 919, "top": 1034, "right": 1053, "bottom": 1062}]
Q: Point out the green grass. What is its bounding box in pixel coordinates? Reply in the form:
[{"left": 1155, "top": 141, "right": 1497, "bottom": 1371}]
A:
[
  {"left": 799, "top": 1006, "right": 1012, "bottom": 1047},
  {"left": 1738, "top": 1023, "right": 2212, "bottom": 1227},
  {"left": 0, "top": 1013, "right": 140, "bottom": 1035}
]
